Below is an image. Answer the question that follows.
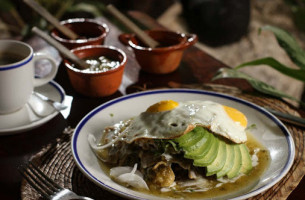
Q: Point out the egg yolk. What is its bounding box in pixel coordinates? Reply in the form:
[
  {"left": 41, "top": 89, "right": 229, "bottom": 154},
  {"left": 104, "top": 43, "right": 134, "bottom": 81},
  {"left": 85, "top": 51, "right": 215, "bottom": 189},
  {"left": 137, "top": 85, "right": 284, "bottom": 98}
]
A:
[
  {"left": 223, "top": 105, "right": 247, "bottom": 128},
  {"left": 147, "top": 100, "right": 179, "bottom": 113}
]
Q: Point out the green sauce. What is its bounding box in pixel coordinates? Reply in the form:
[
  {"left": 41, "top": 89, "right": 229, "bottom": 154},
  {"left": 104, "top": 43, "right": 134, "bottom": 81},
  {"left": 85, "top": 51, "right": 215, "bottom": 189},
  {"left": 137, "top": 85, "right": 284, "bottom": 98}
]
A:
[{"left": 98, "top": 132, "right": 270, "bottom": 199}]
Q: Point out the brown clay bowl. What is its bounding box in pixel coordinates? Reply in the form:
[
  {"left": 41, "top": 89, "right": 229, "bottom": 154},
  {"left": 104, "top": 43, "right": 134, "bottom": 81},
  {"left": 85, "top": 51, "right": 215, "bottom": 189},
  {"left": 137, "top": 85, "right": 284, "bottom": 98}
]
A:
[
  {"left": 51, "top": 18, "right": 109, "bottom": 49},
  {"left": 64, "top": 45, "right": 126, "bottom": 97},
  {"left": 119, "top": 30, "right": 197, "bottom": 74}
]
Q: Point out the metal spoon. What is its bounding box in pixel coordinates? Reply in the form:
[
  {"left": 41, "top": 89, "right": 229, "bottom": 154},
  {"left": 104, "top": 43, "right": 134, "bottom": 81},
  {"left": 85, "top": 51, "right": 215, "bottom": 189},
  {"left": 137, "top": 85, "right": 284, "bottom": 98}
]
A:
[{"left": 33, "top": 92, "right": 67, "bottom": 111}]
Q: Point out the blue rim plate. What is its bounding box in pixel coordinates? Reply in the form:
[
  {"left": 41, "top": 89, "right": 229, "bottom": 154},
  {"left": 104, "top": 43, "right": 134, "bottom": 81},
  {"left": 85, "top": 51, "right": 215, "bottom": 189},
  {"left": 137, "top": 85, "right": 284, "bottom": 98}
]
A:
[{"left": 71, "top": 89, "right": 295, "bottom": 200}]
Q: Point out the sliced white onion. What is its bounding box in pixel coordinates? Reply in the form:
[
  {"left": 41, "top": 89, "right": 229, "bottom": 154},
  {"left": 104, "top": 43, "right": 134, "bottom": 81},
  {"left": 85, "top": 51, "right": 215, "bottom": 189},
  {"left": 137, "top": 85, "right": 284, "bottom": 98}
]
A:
[
  {"left": 178, "top": 176, "right": 209, "bottom": 188},
  {"left": 111, "top": 164, "right": 149, "bottom": 190},
  {"left": 162, "top": 153, "right": 173, "bottom": 161},
  {"left": 88, "top": 133, "right": 123, "bottom": 150},
  {"left": 110, "top": 166, "right": 143, "bottom": 178},
  {"left": 116, "top": 173, "right": 149, "bottom": 190}
]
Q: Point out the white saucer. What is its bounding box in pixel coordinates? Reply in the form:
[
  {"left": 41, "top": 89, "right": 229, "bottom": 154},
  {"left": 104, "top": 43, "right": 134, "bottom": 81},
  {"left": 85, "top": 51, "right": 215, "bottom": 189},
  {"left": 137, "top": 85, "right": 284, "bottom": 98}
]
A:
[{"left": 0, "top": 81, "right": 66, "bottom": 135}]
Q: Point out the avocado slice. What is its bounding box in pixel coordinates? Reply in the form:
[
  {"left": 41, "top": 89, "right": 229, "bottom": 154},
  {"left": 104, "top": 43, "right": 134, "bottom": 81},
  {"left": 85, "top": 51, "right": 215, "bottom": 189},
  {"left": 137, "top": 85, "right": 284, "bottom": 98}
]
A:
[
  {"left": 174, "top": 127, "right": 205, "bottom": 147},
  {"left": 216, "top": 143, "right": 235, "bottom": 178},
  {"left": 226, "top": 144, "right": 242, "bottom": 178},
  {"left": 184, "top": 128, "right": 209, "bottom": 152},
  {"left": 193, "top": 136, "right": 220, "bottom": 167},
  {"left": 184, "top": 130, "right": 213, "bottom": 159},
  {"left": 239, "top": 143, "right": 253, "bottom": 174},
  {"left": 206, "top": 140, "right": 227, "bottom": 176}
]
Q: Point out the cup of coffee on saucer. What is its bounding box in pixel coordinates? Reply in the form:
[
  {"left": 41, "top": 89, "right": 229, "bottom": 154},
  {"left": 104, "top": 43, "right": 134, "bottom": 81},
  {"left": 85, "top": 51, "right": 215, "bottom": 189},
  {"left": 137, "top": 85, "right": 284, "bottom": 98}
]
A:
[{"left": 0, "top": 40, "right": 58, "bottom": 115}]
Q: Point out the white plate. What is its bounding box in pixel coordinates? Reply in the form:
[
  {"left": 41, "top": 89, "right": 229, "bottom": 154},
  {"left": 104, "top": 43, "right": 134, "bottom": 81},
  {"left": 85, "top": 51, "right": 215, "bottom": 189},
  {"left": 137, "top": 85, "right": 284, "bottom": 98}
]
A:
[
  {"left": 72, "top": 89, "right": 295, "bottom": 200},
  {"left": 0, "top": 81, "right": 65, "bottom": 135}
]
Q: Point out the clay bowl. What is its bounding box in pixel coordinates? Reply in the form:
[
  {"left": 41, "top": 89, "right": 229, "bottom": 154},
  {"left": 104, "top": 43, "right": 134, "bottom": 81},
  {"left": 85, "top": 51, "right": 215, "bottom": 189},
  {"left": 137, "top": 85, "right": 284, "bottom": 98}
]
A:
[
  {"left": 51, "top": 18, "right": 109, "bottom": 49},
  {"left": 64, "top": 45, "right": 126, "bottom": 97},
  {"left": 119, "top": 30, "right": 197, "bottom": 74}
]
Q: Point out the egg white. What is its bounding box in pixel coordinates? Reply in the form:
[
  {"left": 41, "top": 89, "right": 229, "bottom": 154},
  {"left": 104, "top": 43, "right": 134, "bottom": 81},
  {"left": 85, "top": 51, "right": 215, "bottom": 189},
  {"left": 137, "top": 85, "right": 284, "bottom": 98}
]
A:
[{"left": 120, "top": 101, "right": 247, "bottom": 144}]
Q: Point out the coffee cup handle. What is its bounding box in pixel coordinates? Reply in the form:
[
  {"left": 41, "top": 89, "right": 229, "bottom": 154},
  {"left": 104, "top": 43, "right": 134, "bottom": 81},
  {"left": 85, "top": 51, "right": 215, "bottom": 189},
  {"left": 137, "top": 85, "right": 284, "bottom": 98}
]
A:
[{"left": 32, "top": 53, "right": 58, "bottom": 87}]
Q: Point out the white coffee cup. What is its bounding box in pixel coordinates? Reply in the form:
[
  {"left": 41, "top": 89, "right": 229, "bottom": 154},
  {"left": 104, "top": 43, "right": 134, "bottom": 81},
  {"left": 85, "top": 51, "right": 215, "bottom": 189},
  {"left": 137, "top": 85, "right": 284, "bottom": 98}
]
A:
[{"left": 0, "top": 40, "right": 58, "bottom": 114}]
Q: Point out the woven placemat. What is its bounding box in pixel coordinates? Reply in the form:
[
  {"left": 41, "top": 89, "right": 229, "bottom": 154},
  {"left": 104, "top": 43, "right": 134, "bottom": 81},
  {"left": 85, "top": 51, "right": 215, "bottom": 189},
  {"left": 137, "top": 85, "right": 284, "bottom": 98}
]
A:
[{"left": 21, "top": 86, "right": 305, "bottom": 200}]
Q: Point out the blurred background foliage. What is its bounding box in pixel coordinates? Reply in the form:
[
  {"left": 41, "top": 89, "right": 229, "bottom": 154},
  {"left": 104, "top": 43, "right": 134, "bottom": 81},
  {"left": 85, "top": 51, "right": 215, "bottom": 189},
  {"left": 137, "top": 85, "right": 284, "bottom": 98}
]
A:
[
  {"left": 284, "top": 0, "right": 305, "bottom": 32},
  {"left": 0, "top": 0, "right": 107, "bottom": 39},
  {"left": 1, "top": 0, "right": 304, "bottom": 40},
  {"left": 0, "top": 0, "right": 174, "bottom": 39},
  {"left": 0, "top": 0, "right": 304, "bottom": 105}
]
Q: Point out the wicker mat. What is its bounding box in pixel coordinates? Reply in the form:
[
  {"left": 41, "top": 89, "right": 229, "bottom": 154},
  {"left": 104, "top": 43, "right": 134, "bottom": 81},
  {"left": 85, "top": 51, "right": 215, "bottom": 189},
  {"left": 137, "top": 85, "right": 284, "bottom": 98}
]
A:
[{"left": 21, "top": 85, "right": 305, "bottom": 200}]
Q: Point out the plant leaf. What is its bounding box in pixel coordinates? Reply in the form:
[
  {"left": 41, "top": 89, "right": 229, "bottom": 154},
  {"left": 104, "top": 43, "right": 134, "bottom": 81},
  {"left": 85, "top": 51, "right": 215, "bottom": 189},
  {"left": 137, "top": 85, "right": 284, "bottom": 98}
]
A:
[
  {"left": 213, "top": 68, "right": 304, "bottom": 105},
  {"left": 68, "top": 2, "right": 105, "bottom": 17},
  {"left": 260, "top": 25, "right": 305, "bottom": 69},
  {"left": 0, "top": 0, "right": 14, "bottom": 11},
  {"left": 235, "top": 57, "right": 305, "bottom": 82}
]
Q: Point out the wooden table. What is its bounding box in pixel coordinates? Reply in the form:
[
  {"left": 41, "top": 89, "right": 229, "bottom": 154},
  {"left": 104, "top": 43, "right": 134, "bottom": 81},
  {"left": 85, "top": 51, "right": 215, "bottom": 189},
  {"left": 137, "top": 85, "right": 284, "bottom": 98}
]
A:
[{"left": 0, "top": 13, "right": 304, "bottom": 200}]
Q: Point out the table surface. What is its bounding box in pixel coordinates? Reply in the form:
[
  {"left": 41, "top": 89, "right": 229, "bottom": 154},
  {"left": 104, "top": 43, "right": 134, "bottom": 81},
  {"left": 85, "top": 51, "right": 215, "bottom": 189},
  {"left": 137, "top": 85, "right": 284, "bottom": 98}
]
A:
[{"left": 0, "top": 13, "right": 304, "bottom": 200}]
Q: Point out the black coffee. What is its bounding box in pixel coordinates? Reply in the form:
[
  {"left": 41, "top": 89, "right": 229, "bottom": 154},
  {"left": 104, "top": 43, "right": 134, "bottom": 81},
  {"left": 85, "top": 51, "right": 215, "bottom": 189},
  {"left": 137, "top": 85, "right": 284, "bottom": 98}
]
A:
[{"left": 0, "top": 52, "right": 24, "bottom": 65}]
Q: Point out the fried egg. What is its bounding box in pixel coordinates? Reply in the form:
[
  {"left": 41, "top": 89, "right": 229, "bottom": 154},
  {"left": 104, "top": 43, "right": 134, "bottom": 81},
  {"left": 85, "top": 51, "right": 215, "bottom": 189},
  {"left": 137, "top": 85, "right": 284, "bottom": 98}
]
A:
[{"left": 121, "top": 100, "right": 247, "bottom": 144}]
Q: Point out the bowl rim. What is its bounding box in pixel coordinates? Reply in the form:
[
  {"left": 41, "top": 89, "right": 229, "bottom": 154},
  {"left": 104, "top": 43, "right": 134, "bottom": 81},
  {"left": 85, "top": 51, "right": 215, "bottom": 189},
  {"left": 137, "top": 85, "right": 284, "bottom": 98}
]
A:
[
  {"left": 126, "top": 30, "right": 190, "bottom": 52},
  {"left": 51, "top": 18, "right": 109, "bottom": 44},
  {"left": 64, "top": 45, "right": 127, "bottom": 75}
]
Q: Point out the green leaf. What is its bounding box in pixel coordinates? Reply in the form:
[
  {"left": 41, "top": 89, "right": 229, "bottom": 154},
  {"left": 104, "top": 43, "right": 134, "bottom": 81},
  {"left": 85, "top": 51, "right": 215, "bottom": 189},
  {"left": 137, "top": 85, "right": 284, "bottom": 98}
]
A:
[
  {"left": 260, "top": 25, "right": 305, "bottom": 69},
  {"left": 0, "top": 0, "right": 14, "bottom": 11},
  {"left": 291, "top": 7, "right": 305, "bottom": 32},
  {"left": 235, "top": 57, "right": 305, "bottom": 82},
  {"left": 69, "top": 3, "right": 102, "bottom": 17},
  {"left": 167, "top": 140, "right": 180, "bottom": 152},
  {"left": 213, "top": 68, "right": 304, "bottom": 105}
]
